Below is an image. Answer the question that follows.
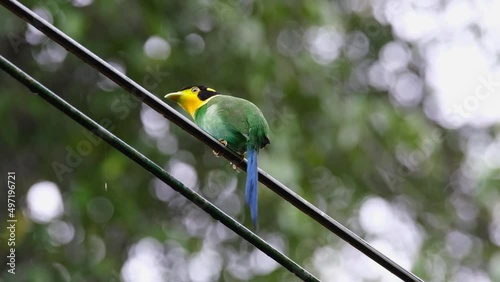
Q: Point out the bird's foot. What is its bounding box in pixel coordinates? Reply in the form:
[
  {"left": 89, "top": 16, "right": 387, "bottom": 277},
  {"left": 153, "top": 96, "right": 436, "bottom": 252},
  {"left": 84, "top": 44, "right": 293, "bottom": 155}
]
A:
[
  {"left": 229, "top": 154, "right": 245, "bottom": 171},
  {"left": 212, "top": 139, "right": 228, "bottom": 157}
]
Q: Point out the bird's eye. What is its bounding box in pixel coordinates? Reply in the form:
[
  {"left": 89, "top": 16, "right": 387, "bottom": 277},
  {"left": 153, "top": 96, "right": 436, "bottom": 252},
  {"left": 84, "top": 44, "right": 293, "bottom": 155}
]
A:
[{"left": 191, "top": 87, "right": 199, "bottom": 93}]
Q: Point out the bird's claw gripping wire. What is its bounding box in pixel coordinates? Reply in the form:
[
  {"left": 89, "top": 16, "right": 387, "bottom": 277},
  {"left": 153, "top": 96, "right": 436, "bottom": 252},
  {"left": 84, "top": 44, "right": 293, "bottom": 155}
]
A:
[
  {"left": 230, "top": 154, "right": 246, "bottom": 171},
  {"left": 211, "top": 140, "right": 244, "bottom": 171},
  {"left": 213, "top": 139, "right": 228, "bottom": 157}
]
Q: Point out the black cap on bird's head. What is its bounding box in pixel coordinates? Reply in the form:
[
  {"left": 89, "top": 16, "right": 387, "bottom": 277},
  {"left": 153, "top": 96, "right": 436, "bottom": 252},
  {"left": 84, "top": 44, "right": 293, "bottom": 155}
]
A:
[{"left": 178, "top": 85, "right": 220, "bottom": 101}]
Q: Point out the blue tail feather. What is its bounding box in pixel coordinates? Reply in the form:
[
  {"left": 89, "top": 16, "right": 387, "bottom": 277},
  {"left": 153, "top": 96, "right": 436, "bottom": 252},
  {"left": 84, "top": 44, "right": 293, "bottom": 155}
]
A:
[{"left": 246, "top": 148, "right": 258, "bottom": 227}]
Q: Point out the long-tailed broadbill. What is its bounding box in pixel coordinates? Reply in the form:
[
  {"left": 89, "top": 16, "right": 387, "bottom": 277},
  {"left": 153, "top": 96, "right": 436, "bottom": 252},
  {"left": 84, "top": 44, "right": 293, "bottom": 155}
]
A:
[{"left": 164, "top": 85, "right": 270, "bottom": 227}]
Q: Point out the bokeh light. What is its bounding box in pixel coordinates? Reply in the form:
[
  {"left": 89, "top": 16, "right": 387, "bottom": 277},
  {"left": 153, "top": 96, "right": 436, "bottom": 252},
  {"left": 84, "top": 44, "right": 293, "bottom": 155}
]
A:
[
  {"left": 144, "top": 36, "right": 171, "bottom": 60},
  {"left": 25, "top": 181, "right": 64, "bottom": 223}
]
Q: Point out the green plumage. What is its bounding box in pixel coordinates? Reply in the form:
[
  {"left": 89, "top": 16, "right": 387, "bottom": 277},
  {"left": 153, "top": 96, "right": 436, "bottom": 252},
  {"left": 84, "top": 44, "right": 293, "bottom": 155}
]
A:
[
  {"left": 165, "top": 86, "right": 269, "bottom": 226},
  {"left": 194, "top": 95, "right": 270, "bottom": 154}
]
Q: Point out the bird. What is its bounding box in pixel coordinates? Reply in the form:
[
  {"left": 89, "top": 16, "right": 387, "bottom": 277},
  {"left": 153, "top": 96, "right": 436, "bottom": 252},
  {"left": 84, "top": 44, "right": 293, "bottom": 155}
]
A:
[{"left": 165, "top": 85, "right": 270, "bottom": 227}]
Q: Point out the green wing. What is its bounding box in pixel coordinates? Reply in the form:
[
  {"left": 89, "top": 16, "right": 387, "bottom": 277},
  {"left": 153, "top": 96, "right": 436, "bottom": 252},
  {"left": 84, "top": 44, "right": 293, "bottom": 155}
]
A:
[{"left": 194, "top": 95, "right": 269, "bottom": 153}]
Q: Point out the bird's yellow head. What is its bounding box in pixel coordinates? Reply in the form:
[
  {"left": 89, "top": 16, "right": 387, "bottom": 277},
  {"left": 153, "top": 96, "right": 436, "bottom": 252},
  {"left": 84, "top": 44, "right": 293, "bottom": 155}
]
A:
[{"left": 164, "top": 85, "right": 220, "bottom": 118}]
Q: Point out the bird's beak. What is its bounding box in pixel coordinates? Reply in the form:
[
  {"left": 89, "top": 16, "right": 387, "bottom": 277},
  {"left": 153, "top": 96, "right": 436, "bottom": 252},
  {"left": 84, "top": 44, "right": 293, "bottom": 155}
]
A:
[{"left": 164, "top": 91, "right": 182, "bottom": 102}]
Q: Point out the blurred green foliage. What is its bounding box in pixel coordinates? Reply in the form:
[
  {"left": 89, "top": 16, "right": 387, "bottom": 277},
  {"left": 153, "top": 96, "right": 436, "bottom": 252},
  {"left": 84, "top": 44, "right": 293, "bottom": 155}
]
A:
[{"left": 1, "top": 0, "right": 498, "bottom": 281}]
